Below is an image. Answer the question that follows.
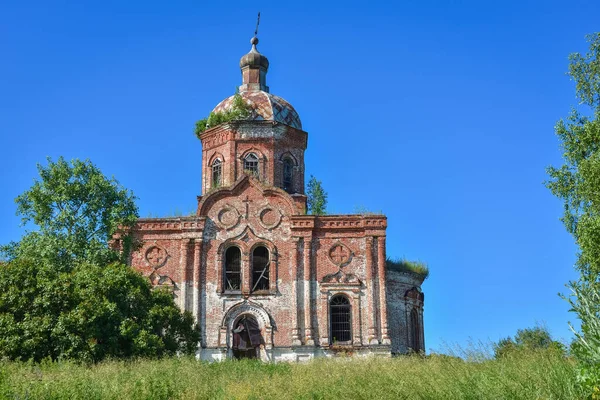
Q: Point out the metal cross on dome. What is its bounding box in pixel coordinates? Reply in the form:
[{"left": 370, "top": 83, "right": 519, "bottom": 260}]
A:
[{"left": 255, "top": 12, "right": 260, "bottom": 37}]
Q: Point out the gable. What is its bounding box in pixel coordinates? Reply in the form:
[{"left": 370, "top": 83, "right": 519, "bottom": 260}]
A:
[{"left": 198, "top": 175, "right": 296, "bottom": 241}]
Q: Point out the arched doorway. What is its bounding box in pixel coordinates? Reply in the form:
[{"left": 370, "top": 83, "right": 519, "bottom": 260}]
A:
[
  {"left": 410, "top": 308, "right": 421, "bottom": 352},
  {"left": 231, "top": 314, "right": 264, "bottom": 360},
  {"left": 329, "top": 295, "right": 352, "bottom": 344}
]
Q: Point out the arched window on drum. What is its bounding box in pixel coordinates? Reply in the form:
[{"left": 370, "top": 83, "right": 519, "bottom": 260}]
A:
[
  {"left": 282, "top": 157, "right": 294, "bottom": 193},
  {"left": 212, "top": 158, "right": 222, "bottom": 188},
  {"left": 244, "top": 153, "right": 259, "bottom": 178}
]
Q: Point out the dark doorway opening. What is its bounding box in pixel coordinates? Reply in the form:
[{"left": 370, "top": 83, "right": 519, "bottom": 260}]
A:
[
  {"left": 232, "top": 315, "right": 264, "bottom": 360},
  {"left": 330, "top": 295, "right": 352, "bottom": 344}
]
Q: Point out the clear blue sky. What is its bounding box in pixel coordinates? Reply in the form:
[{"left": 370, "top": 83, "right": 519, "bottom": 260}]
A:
[{"left": 1, "top": 0, "right": 599, "bottom": 352}]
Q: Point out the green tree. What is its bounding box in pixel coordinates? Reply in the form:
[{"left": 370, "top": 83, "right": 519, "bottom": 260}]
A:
[
  {"left": 3, "top": 157, "right": 138, "bottom": 267},
  {"left": 0, "top": 157, "right": 200, "bottom": 361},
  {"left": 494, "top": 326, "right": 565, "bottom": 359},
  {"left": 306, "top": 175, "right": 328, "bottom": 215},
  {"left": 546, "top": 32, "right": 600, "bottom": 389},
  {"left": 0, "top": 259, "right": 199, "bottom": 362}
]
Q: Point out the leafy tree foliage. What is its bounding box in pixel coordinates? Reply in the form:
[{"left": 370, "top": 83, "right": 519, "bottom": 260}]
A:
[
  {"left": 494, "top": 326, "right": 565, "bottom": 359},
  {"left": 0, "top": 259, "right": 199, "bottom": 362},
  {"left": 0, "top": 158, "right": 200, "bottom": 361},
  {"left": 3, "top": 157, "right": 138, "bottom": 268},
  {"left": 306, "top": 175, "right": 328, "bottom": 216},
  {"left": 546, "top": 33, "right": 600, "bottom": 389}
]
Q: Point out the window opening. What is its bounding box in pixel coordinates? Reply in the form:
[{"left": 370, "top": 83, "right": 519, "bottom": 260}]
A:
[
  {"left": 212, "top": 158, "right": 222, "bottom": 187},
  {"left": 283, "top": 158, "right": 294, "bottom": 193},
  {"left": 244, "top": 153, "right": 259, "bottom": 177},
  {"left": 224, "top": 246, "right": 241, "bottom": 292},
  {"left": 330, "top": 295, "right": 352, "bottom": 343},
  {"left": 411, "top": 308, "right": 421, "bottom": 351},
  {"left": 251, "top": 246, "right": 270, "bottom": 292}
]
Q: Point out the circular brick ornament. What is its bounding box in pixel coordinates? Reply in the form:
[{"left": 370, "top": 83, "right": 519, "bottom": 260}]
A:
[
  {"left": 258, "top": 206, "right": 282, "bottom": 229},
  {"left": 217, "top": 205, "right": 241, "bottom": 230},
  {"left": 145, "top": 245, "right": 168, "bottom": 269},
  {"left": 328, "top": 243, "right": 353, "bottom": 267}
]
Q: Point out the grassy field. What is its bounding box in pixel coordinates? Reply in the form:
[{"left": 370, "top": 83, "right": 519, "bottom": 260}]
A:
[{"left": 0, "top": 349, "right": 583, "bottom": 399}]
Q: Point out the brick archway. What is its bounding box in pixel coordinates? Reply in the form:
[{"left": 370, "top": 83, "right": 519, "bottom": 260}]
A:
[{"left": 221, "top": 301, "right": 273, "bottom": 361}]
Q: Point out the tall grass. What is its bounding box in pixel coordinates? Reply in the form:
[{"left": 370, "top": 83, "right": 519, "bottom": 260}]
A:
[
  {"left": 0, "top": 349, "right": 583, "bottom": 399},
  {"left": 386, "top": 257, "right": 430, "bottom": 280}
]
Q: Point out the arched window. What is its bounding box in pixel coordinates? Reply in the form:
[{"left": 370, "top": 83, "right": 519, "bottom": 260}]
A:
[
  {"left": 244, "top": 153, "right": 259, "bottom": 177},
  {"left": 329, "top": 295, "right": 352, "bottom": 344},
  {"left": 410, "top": 308, "right": 421, "bottom": 351},
  {"left": 212, "top": 158, "right": 222, "bottom": 187},
  {"left": 224, "top": 246, "right": 241, "bottom": 292},
  {"left": 251, "top": 246, "right": 269, "bottom": 292},
  {"left": 283, "top": 158, "right": 294, "bottom": 193}
]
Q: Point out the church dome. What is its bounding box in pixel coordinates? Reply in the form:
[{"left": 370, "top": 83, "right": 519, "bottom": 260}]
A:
[
  {"left": 210, "top": 35, "right": 302, "bottom": 130},
  {"left": 212, "top": 91, "right": 302, "bottom": 130},
  {"left": 239, "top": 37, "right": 269, "bottom": 70}
]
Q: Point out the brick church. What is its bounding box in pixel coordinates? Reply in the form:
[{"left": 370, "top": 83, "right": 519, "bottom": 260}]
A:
[{"left": 127, "top": 34, "right": 426, "bottom": 361}]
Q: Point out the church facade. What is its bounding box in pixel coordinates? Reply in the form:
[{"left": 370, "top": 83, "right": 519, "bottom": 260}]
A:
[{"left": 126, "top": 36, "right": 426, "bottom": 361}]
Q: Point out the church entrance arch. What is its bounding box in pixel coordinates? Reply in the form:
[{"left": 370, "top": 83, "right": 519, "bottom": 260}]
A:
[
  {"left": 222, "top": 301, "right": 273, "bottom": 361},
  {"left": 232, "top": 314, "right": 263, "bottom": 360}
]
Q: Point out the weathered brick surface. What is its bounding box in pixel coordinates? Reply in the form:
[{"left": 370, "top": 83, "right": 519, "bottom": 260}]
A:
[{"left": 127, "top": 37, "right": 425, "bottom": 361}]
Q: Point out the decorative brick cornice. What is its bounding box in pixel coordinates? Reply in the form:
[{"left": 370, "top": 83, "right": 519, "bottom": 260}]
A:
[
  {"left": 290, "top": 216, "right": 315, "bottom": 230},
  {"left": 135, "top": 217, "right": 205, "bottom": 233},
  {"left": 317, "top": 215, "right": 386, "bottom": 230},
  {"left": 200, "top": 126, "right": 232, "bottom": 150},
  {"left": 200, "top": 121, "right": 307, "bottom": 149},
  {"left": 291, "top": 215, "right": 386, "bottom": 233}
]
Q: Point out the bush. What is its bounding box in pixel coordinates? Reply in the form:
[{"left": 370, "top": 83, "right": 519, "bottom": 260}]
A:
[
  {"left": 194, "top": 94, "right": 252, "bottom": 138},
  {"left": 0, "top": 258, "right": 199, "bottom": 362},
  {"left": 494, "top": 326, "right": 566, "bottom": 359},
  {"left": 565, "top": 281, "right": 600, "bottom": 393},
  {"left": 0, "top": 157, "right": 200, "bottom": 362}
]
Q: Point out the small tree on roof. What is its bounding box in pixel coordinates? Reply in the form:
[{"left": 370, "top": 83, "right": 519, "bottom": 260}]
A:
[{"left": 306, "top": 175, "right": 328, "bottom": 216}]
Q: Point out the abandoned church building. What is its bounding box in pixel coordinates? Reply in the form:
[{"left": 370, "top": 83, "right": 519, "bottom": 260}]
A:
[{"left": 125, "top": 35, "right": 426, "bottom": 361}]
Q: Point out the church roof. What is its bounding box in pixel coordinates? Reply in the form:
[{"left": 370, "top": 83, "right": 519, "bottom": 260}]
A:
[
  {"left": 212, "top": 91, "right": 302, "bottom": 130},
  {"left": 210, "top": 35, "right": 302, "bottom": 130}
]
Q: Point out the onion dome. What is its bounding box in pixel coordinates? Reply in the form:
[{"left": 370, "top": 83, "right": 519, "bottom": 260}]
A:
[
  {"left": 240, "top": 37, "right": 269, "bottom": 70},
  {"left": 211, "top": 36, "right": 302, "bottom": 130},
  {"left": 212, "top": 91, "right": 302, "bottom": 130}
]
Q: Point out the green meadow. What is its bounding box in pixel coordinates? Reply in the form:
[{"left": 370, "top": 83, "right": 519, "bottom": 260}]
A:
[{"left": 0, "top": 349, "right": 582, "bottom": 400}]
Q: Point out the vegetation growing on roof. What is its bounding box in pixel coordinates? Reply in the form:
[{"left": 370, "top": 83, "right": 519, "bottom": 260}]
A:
[
  {"left": 353, "top": 205, "right": 384, "bottom": 215},
  {"left": 386, "top": 257, "right": 429, "bottom": 280},
  {"left": 194, "top": 94, "right": 253, "bottom": 139}
]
